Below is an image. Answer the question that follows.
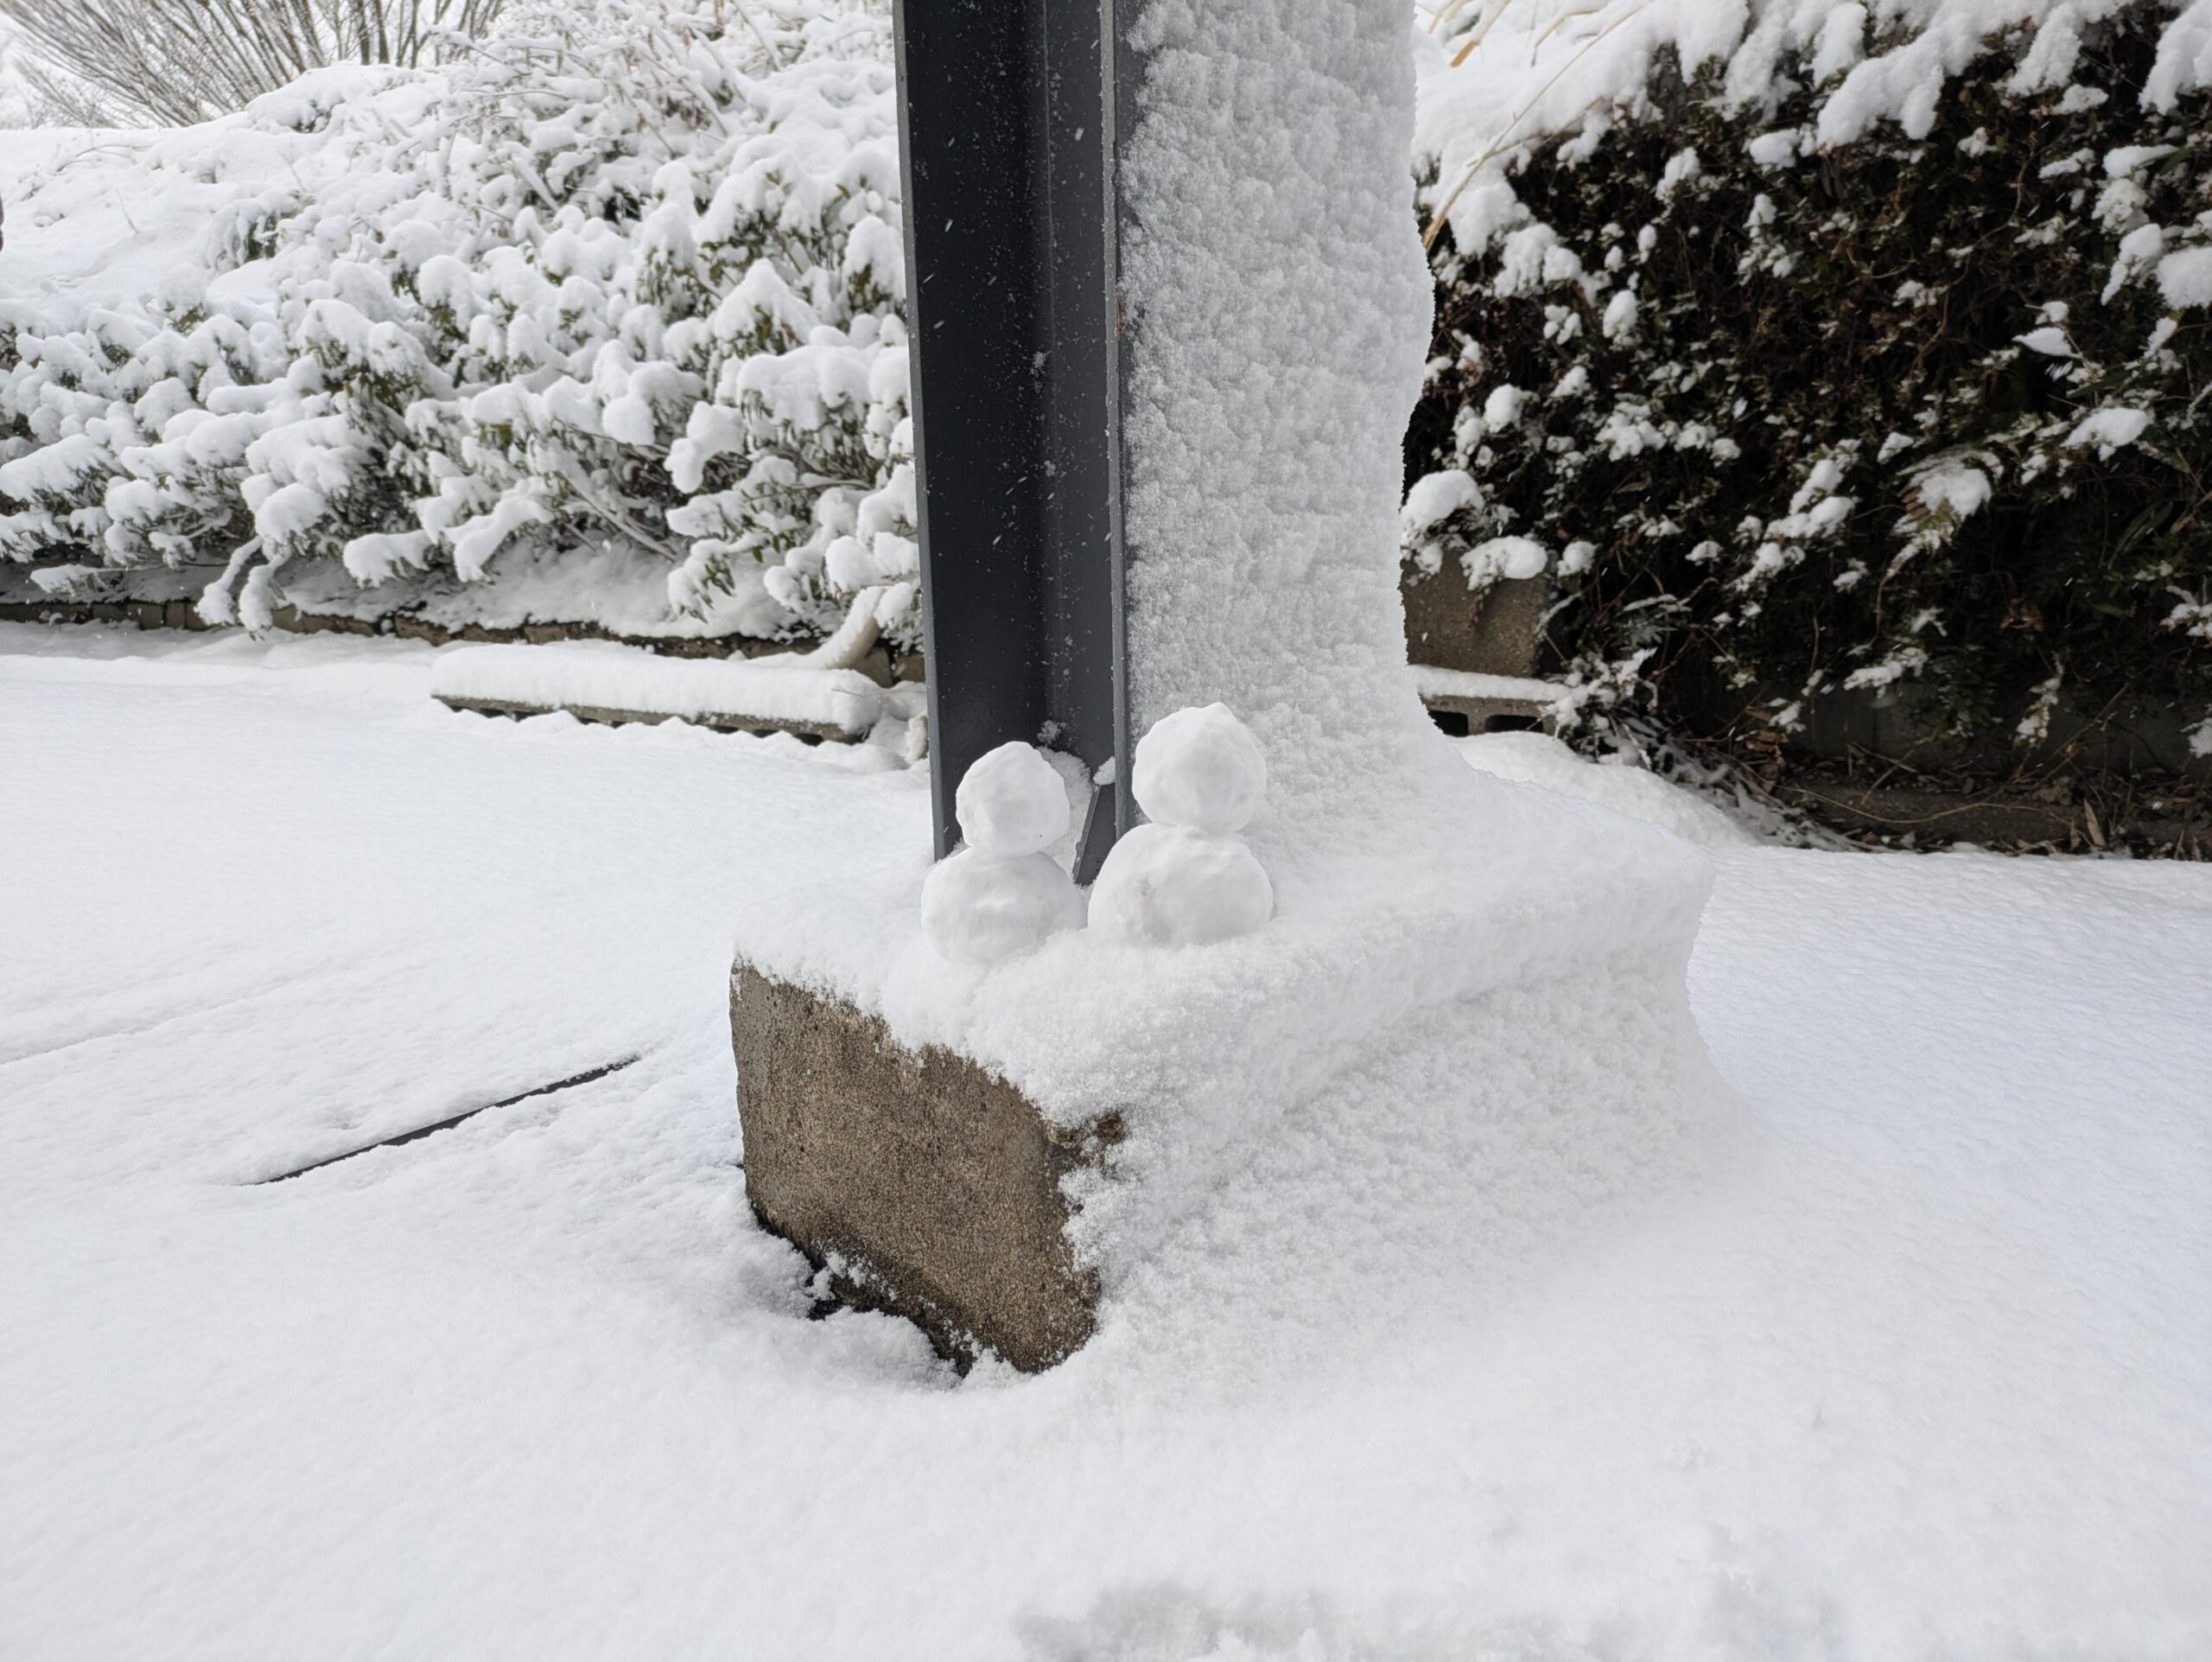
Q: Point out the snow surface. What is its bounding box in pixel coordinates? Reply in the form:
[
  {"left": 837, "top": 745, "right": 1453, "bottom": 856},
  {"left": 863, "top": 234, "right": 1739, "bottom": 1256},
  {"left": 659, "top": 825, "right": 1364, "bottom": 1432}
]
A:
[
  {"left": 1410, "top": 664, "right": 1560, "bottom": 705},
  {"left": 267, "top": 542, "right": 793, "bottom": 642},
  {"left": 733, "top": 685, "right": 1714, "bottom": 1281},
  {"left": 4, "top": 627, "right": 2211, "bottom": 1658},
  {"left": 1456, "top": 730, "right": 1758, "bottom": 850}
]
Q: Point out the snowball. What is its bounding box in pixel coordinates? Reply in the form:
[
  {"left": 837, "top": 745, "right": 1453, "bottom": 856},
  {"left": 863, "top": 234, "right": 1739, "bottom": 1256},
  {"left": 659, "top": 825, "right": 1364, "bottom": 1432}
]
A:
[
  {"left": 955, "top": 742, "right": 1071, "bottom": 856},
  {"left": 920, "top": 849, "right": 1084, "bottom": 965},
  {"left": 1086, "top": 825, "right": 1274, "bottom": 948},
  {"left": 1129, "top": 704, "right": 1268, "bottom": 836}
]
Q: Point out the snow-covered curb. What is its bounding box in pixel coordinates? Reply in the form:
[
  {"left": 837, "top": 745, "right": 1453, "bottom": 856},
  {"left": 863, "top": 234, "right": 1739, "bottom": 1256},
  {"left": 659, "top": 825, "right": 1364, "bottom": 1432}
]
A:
[
  {"left": 1411, "top": 665, "right": 1560, "bottom": 707},
  {"left": 430, "top": 641, "right": 888, "bottom": 740}
]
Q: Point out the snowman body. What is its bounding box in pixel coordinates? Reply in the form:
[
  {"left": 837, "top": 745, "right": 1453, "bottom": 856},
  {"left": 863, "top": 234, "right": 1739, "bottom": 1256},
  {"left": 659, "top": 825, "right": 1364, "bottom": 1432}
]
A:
[
  {"left": 920, "top": 742, "right": 1084, "bottom": 964},
  {"left": 1089, "top": 704, "right": 1274, "bottom": 947}
]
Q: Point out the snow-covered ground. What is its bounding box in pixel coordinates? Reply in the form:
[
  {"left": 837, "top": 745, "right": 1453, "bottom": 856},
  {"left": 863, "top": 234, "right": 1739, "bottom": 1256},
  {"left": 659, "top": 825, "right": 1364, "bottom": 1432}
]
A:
[{"left": 3, "top": 624, "right": 2209, "bottom": 1659}]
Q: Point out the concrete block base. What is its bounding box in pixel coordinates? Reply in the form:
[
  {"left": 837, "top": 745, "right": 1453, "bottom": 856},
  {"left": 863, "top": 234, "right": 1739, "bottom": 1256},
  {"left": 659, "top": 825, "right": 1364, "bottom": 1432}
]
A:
[
  {"left": 1417, "top": 685, "right": 1557, "bottom": 739},
  {"left": 728, "top": 965, "right": 1121, "bottom": 1371}
]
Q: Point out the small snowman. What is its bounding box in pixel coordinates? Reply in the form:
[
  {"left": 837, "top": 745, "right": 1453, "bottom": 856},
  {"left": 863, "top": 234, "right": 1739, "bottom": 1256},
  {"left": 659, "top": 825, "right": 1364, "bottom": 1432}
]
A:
[
  {"left": 921, "top": 741, "right": 1086, "bottom": 964},
  {"left": 1089, "top": 704, "right": 1273, "bottom": 946}
]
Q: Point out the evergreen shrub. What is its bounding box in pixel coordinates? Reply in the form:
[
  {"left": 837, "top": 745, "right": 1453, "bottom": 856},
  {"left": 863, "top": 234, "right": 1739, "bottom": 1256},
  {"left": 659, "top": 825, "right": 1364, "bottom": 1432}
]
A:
[{"left": 1408, "top": 2, "right": 2212, "bottom": 771}]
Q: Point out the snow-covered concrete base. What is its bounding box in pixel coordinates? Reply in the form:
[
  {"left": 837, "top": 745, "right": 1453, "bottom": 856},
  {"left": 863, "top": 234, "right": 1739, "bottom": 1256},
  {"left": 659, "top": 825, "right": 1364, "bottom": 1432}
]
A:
[
  {"left": 730, "top": 965, "right": 1114, "bottom": 1372},
  {"left": 727, "top": 736, "right": 1723, "bottom": 1315},
  {"left": 7, "top": 627, "right": 2210, "bottom": 1658}
]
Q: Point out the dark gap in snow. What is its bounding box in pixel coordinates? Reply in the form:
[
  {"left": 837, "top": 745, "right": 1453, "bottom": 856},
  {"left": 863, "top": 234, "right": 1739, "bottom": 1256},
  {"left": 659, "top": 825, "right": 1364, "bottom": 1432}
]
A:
[
  {"left": 250, "top": 1056, "right": 641, "bottom": 1185},
  {"left": 1428, "top": 707, "right": 1471, "bottom": 736}
]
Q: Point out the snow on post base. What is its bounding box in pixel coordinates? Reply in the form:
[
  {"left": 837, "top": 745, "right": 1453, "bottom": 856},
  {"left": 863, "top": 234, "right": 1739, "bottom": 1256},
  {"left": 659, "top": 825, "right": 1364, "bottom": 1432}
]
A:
[
  {"left": 724, "top": 756, "right": 1724, "bottom": 1367},
  {"left": 729, "top": 965, "right": 1119, "bottom": 1372},
  {"left": 429, "top": 640, "right": 887, "bottom": 741}
]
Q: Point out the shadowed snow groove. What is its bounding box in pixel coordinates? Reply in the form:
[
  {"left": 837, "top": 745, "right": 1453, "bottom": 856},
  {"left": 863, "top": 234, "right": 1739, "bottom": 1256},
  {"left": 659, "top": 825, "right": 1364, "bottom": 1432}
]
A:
[{"left": 250, "top": 1057, "right": 642, "bottom": 1185}]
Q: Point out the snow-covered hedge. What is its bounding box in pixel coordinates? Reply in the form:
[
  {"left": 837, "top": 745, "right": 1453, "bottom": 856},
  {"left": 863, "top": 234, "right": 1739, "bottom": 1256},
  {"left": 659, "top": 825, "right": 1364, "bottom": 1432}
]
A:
[
  {"left": 0, "top": 0, "right": 915, "bottom": 653},
  {"left": 12, "top": 0, "right": 2212, "bottom": 773},
  {"left": 1411, "top": 0, "right": 2212, "bottom": 761}
]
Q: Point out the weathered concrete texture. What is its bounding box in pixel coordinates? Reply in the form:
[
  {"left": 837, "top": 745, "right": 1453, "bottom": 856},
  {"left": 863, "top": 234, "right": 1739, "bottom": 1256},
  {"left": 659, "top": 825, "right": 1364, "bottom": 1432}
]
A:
[
  {"left": 729, "top": 965, "right": 1119, "bottom": 1372},
  {"left": 1401, "top": 572, "right": 1548, "bottom": 678},
  {"left": 0, "top": 597, "right": 217, "bottom": 633}
]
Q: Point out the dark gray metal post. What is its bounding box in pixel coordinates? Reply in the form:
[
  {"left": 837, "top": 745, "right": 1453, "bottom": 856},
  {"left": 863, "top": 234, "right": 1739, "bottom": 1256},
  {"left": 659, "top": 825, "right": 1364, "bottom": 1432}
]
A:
[{"left": 892, "top": 0, "right": 1130, "bottom": 881}]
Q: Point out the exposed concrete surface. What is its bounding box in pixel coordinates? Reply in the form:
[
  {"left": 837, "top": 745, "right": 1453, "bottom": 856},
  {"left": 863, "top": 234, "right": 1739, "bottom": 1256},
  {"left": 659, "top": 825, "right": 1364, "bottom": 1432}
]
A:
[
  {"left": 729, "top": 965, "right": 1119, "bottom": 1372},
  {"left": 1401, "top": 572, "right": 1547, "bottom": 678}
]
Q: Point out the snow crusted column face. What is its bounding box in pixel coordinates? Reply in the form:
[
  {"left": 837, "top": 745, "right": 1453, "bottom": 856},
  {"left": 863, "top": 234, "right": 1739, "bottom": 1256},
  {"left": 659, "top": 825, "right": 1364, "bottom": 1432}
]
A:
[{"left": 1119, "top": 0, "right": 1438, "bottom": 853}]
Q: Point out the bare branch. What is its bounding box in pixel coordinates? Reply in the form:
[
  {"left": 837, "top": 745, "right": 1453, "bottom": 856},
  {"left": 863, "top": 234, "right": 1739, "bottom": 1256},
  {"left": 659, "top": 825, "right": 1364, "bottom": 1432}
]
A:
[{"left": 0, "top": 0, "right": 508, "bottom": 124}]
